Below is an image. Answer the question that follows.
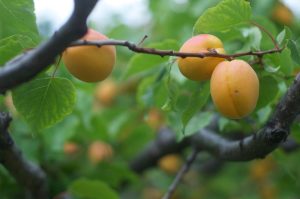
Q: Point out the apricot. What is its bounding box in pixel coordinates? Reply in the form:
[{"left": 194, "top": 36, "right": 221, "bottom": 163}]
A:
[
  {"left": 94, "top": 79, "right": 118, "bottom": 106},
  {"left": 145, "top": 108, "right": 165, "bottom": 130},
  {"left": 210, "top": 60, "right": 259, "bottom": 119},
  {"left": 88, "top": 141, "right": 113, "bottom": 164},
  {"left": 62, "top": 29, "right": 116, "bottom": 82},
  {"left": 158, "top": 154, "right": 182, "bottom": 174},
  {"left": 250, "top": 156, "right": 275, "bottom": 182},
  {"left": 177, "top": 34, "right": 225, "bottom": 81},
  {"left": 63, "top": 142, "right": 79, "bottom": 155},
  {"left": 272, "top": 3, "right": 293, "bottom": 26}
]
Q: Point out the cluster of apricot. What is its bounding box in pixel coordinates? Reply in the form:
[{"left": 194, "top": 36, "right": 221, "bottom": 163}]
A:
[
  {"left": 62, "top": 29, "right": 259, "bottom": 119},
  {"left": 178, "top": 34, "right": 259, "bottom": 119}
]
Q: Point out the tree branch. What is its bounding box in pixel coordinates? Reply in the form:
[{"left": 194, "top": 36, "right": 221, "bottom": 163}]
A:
[
  {"left": 0, "top": 0, "right": 99, "bottom": 93},
  {"left": 130, "top": 128, "right": 191, "bottom": 173},
  {"left": 162, "top": 148, "right": 199, "bottom": 199},
  {"left": 0, "top": 112, "right": 48, "bottom": 199},
  {"left": 131, "top": 74, "right": 300, "bottom": 170},
  {"left": 69, "top": 39, "right": 284, "bottom": 60}
]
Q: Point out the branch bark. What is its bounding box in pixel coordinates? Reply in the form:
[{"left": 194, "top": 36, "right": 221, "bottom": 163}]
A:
[
  {"left": 0, "top": 0, "right": 99, "bottom": 93},
  {"left": 131, "top": 74, "right": 300, "bottom": 171},
  {"left": 162, "top": 148, "right": 199, "bottom": 199},
  {"left": 69, "top": 39, "right": 284, "bottom": 60},
  {"left": 0, "top": 112, "right": 48, "bottom": 199},
  {"left": 0, "top": 1, "right": 100, "bottom": 198},
  {"left": 129, "top": 128, "right": 191, "bottom": 173}
]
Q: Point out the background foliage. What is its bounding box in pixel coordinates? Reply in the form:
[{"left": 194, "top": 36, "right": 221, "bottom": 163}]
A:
[{"left": 1, "top": 0, "right": 300, "bottom": 198}]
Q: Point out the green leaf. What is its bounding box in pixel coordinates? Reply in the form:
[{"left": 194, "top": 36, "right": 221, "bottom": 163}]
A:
[
  {"left": 276, "top": 27, "right": 292, "bottom": 46},
  {"left": 136, "top": 74, "right": 168, "bottom": 108},
  {"left": 179, "top": 111, "right": 213, "bottom": 140},
  {"left": 181, "top": 82, "right": 210, "bottom": 133},
  {"left": 124, "top": 40, "right": 179, "bottom": 79},
  {"left": 252, "top": 16, "right": 278, "bottom": 50},
  {"left": 163, "top": 64, "right": 180, "bottom": 111},
  {"left": 0, "top": 0, "right": 39, "bottom": 40},
  {"left": 90, "top": 162, "right": 138, "bottom": 187},
  {"left": 69, "top": 179, "right": 119, "bottom": 199},
  {"left": 266, "top": 48, "right": 294, "bottom": 75},
  {"left": 256, "top": 105, "right": 272, "bottom": 125},
  {"left": 193, "top": 0, "right": 252, "bottom": 34},
  {"left": 256, "top": 76, "right": 279, "bottom": 110},
  {"left": 12, "top": 75, "right": 76, "bottom": 131},
  {"left": 264, "top": 65, "right": 280, "bottom": 73},
  {"left": 238, "top": 26, "right": 262, "bottom": 51},
  {"left": 0, "top": 34, "right": 36, "bottom": 65},
  {"left": 287, "top": 39, "right": 300, "bottom": 65}
]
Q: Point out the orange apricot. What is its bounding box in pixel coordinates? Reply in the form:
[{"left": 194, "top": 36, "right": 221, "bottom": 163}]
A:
[
  {"left": 210, "top": 60, "right": 259, "bottom": 119},
  {"left": 88, "top": 141, "right": 113, "bottom": 164},
  {"left": 158, "top": 154, "right": 182, "bottom": 174},
  {"left": 94, "top": 79, "right": 118, "bottom": 106},
  {"left": 177, "top": 34, "right": 225, "bottom": 81},
  {"left": 62, "top": 29, "right": 116, "bottom": 82}
]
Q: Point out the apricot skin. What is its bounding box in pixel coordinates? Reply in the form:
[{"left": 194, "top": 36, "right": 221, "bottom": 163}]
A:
[
  {"left": 158, "top": 154, "right": 182, "bottom": 174},
  {"left": 177, "top": 34, "right": 225, "bottom": 81},
  {"left": 95, "top": 79, "right": 118, "bottom": 106},
  {"left": 62, "top": 29, "right": 116, "bottom": 82},
  {"left": 88, "top": 141, "right": 113, "bottom": 164},
  {"left": 210, "top": 60, "right": 259, "bottom": 119}
]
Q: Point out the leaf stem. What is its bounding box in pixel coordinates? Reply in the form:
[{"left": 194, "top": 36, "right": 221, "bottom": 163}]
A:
[{"left": 250, "top": 21, "right": 280, "bottom": 50}]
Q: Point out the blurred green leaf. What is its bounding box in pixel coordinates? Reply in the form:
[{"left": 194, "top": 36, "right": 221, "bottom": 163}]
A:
[
  {"left": 276, "top": 27, "right": 292, "bottom": 46},
  {"left": 252, "top": 16, "right": 278, "bottom": 50},
  {"left": 181, "top": 82, "right": 210, "bottom": 133},
  {"left": 90, "top": 162, "right": 138, "bottom": 188},
  {"left": 264, "top": 65, "right": 280, "bottom": 73},
  {"left": 69, "top": 178, "right": 119, "bottom": 199},
  {"left": 124, "top": 40, "right": 179, "bottom": 79},
  {"left": 136, "top": 75, "right": 168, "bottom": 108},
  {"left": 256, "top": 105, "right": 272, "bottom": 125},
  {"left": 0, "top": 0, "right": 39, "bottom": 40},
  {"left": 287, "top": 39, "right": 300, "bottom": 65},
  {"left": 193, "top": 0, "right": 251, "bottom": 34},
  {"left": 266, "top": 48, "right": 294, "bottom": 75},
  {"left": 0, "top": 34, "right": 36, "bottom": 65},
  {"left": 256, "top": 76, "right": 279, "bottom": 110},
  {"left": 181, "top": 111, "right": 213, "bottom": 139},
  {"left": 12, "top": 75, "right": 76, "bottom": 131},
  {"left": 239, "top": 26, "right": 262, "bottom": 51}
]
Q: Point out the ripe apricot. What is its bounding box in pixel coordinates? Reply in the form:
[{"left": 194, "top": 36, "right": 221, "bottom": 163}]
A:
[
  {"left": 210, "top": 60, "right": 259, "bottom": 119},
  {"left": 62, "top": 29, "right": 116, "bottom": 82},
  {"left": 158, "top": 154, "right": 182, "bottom": 174},
  {"left": 88, "top": 141, "right": 113, "bottom": 164},
  {"left": 250, "top": 156, "right": 275, "bottom": 182},
  {"left": 94, "top": 79, "right": 118, "bottom": 106},
  {"left": 63, "top": 142, "right": 79, "bottom": 155},
  {"left": 145, "top": 108, "right": 165, "bottom": 130},
  {"left": 272, "top": 3, "right": 293, "bottom": 26},
  {"left": 177, "top": 34, "right": 225, "bottom": 81}
]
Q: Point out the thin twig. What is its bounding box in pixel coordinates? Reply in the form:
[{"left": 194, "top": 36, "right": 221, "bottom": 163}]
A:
[
  {"left": 251, "top": 21, "right": 280, "bottom": 50},
  {"left": 69, "top": 39, "right": 284, "bottom": 60},
  {"left": 137, "top": 35, "right": 148, "bottom": 46},
  {"left": 162, "top": 148, "right": 199, "bottom": 199},
  {"left": 0, "top": 112, "right": 48, "bottom": 199}
]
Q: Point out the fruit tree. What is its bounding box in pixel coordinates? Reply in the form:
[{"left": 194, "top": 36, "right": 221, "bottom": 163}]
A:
[{"left": 0, "top": 0, "right": 300, "bottom": 199}]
